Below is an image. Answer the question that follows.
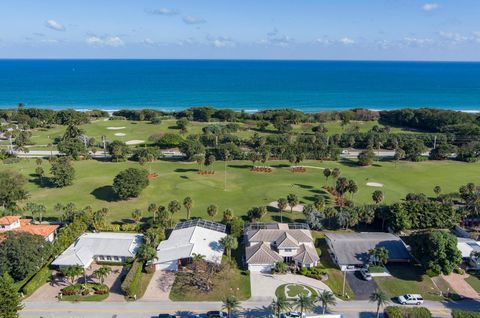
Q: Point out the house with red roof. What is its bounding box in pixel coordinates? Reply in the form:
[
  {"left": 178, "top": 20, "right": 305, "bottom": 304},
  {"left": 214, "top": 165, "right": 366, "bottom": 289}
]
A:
[{"left": 0, "top": 215, "right": 58, "bottom": 242}]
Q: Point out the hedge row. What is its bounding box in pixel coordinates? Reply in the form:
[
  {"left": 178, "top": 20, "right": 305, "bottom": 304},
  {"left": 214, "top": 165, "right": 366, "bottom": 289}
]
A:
[
  {"left": 95, "top": 223, "right": 140, "bottom": 232},
  {"left": 21, "top": 262, "right": 53, "bottom": 296},
  {"left": 452, "top": 310, "right": 480, "bottom": 318},
  {"left": 384, "top": 306, "right": 432, "bottom": 318},
  {"left": 120, "top": 259, "right": 143, "bottom": 299}
]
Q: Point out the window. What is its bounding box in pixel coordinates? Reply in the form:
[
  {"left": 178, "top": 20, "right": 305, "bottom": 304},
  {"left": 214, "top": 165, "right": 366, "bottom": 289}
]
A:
[
  {"left": 114, "top": 256, "right": 119, "bottom": 261},
  {"left": 106, "top": 256, "right": 112, "bottom": 261}
]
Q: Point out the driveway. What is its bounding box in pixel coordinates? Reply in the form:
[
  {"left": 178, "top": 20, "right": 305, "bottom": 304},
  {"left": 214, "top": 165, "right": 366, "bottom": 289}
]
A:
[
  {"left": 26, "top": 264, "right": 125, "bottom": 302},
  {"left": 442, "top": 273, "right": 480, "bottom": 300},
  {"left": 346, "top": 271, "right": 377, "bottom": 300},
  {"left": 250, "top": 272, "right": 333, "bottom": 302},
  {"left": 142, "top": 270, "right": 176, "bottom": 301}
]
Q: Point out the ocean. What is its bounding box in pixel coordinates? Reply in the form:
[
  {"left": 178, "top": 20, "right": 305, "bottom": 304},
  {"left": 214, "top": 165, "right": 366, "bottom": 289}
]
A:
[{"left": 0, "top": 59, "right": 480, "bottom": 112}]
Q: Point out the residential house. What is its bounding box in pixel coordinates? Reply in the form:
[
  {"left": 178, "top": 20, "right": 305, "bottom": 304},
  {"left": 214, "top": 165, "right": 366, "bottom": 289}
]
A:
[
  {"left": 325, "top": 232, "right": 411, "bottom": 271},
  {"left": 0, "top": 215, "right": 58, "bottom": 242},
  {"left": 52, "top": 232, "right": 143, "bottom": 269},
  {"left": 153, "top": 219, "right": 227, "bottom": 271},
  {"left": 244, "top": 223, "right": 319, "bottom": 272}
]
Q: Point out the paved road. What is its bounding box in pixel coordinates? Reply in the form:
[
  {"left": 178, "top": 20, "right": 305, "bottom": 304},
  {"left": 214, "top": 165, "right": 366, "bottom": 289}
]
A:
[{"left": 20, "top": 299, "right": 480, "bottom": 318}]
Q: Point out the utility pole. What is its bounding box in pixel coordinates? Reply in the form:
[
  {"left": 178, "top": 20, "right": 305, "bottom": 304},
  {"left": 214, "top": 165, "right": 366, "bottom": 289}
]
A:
[
  {"left": 433, "top": 135, "right": 437, "bottom": 149},
  {"left": 342, "top": 269, "right": 347, "bottom": 297}
]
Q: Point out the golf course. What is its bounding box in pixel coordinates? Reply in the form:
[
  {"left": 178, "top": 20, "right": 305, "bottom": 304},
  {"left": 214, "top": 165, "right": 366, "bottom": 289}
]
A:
[{"left": 2, "top": 157, "right": 478, "bottom": 222}]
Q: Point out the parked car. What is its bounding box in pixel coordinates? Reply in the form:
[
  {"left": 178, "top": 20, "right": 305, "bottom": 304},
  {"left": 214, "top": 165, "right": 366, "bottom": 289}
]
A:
[
  {"left": 397, "top": 294, "right": 424, "bottom": 305},
  {"left": 158, "top": 315, "right": 176, "bottom": 318},
  {"left": 360, "top": 269, "right": 372, "bottom": 281},
  {"left": 206, "top": 311, "right": 227, "bottom": 318},
  {"left": 283, "top": 312, "right": 306, "bottom": 318}
]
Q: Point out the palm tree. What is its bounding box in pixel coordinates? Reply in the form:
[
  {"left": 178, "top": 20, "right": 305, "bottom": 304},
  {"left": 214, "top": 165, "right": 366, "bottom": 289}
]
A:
[
  {"left": 323, "top": 168, "right": 331, "bottom": 185},
  {"left": 372, "top": 190, "right": 384, "bottom": 204},
  {"left": 137, "top": 244, "right": 158, "bottom": 263},
  {"left": 183, "top": 196, "right": 194, "bottom": 220},
  {"left": 207, "top": 204, "right": 218, "bottom": 220},
  {"left": 168, "top": 200, "right": 181, "bottom": 228},
  {"left": 295, "top": 294, "right": 315, "bottom": 314},
  {"left": 271, "top": 296, "right": 291, "bottom": 318},
  {"left": 92, "top": 266, "right": 112, "bottom": 284},
  {"left": 220, "top": 235, "right": 238, "bottom": 260},
  {"left": 148, "top": 203, "right": 157, "bottom": 222},
  {"left": 318, "top": 290, "right": 337, "bottom": 314},
  {"left": 287, "top": 194, "right": 299, "bottom": 213},
  {"left": 63, "top": 265, "right": 84, "bottom": 285},
  {"left": 277, "top": 198, "right": 288, "bottom": 223},
  {"left": 222, "top": 294, "right": 241, "bottom": 318},
  {"left": 131, "top": 209, "right": 142, "bottom": 223},
  {"left": 369, "top": 290, "right": 390, "bottom": 318}
]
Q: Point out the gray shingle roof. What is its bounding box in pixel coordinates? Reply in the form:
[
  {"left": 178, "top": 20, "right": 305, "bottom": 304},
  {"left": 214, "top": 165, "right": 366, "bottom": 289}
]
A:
[
  {"left": 325, "top": 232, "right": 411, "bottom": 266},
  {"left": 245, "top": 242, "right": 283, "bottom": 264},
  {"left": 293, "top": 244, "right": 320, "bottom": 264}
]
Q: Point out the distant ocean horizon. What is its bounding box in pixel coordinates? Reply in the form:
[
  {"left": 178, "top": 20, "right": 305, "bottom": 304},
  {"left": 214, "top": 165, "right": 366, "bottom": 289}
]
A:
[{"left": 1, "top": 59, "right": 480, "bottom": 112}]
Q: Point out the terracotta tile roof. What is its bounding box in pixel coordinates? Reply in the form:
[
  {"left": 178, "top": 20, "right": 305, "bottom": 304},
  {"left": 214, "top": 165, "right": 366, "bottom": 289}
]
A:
[
  {"left": 0, "top": 217, "right": 58, "bottom": 238},
  {"left": 13, "top": 223, "right": 59, "bottom": 237},
  {"left": 0, "top": 215, "right": 21, "bottom": 225}
]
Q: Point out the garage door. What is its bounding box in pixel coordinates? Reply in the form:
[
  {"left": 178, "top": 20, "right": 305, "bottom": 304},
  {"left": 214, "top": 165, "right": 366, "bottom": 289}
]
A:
[
  {"left": 248, "top": 264, "right": 273, "bottom": 272},
  {"left": 155, "top": 261, "right": 178, "bottom": 272}
]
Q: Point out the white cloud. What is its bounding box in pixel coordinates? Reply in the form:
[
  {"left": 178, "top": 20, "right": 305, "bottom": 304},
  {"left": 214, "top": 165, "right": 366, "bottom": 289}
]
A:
[
  {"left": 473, "top": 32, "right": 480, "bottom": 43},
  {"left": 86, "top": 35, "right": 124, "bottom": 47},
  {"left": 45, "top": 19, "right": 65, "bottom": 31},
  {"left": 422, "top": 3, "right": 440, "bottom": 11},
  {"left": 146, "top": 8, "right": 179, "bottom": 16},
  {"left": 182, "top": 16, "right": 206, "bottom": 25},
  {"left": 259, "top": 28, "right": 293, "bottom": 47},
  {"left": 207, "top": 36, "right": 235, "bottom": 48},
  {"left": 403, "top": 37, "right": 434, "bottom": 47},
  {"left": 143, "top": 38, "right": 155, "bottom": 45},
  {"left": 438, "top": 31, "right": 469, "bottom": 44},
  {"left": 339, "top": 37, "right": 355, "bottom": 45}
]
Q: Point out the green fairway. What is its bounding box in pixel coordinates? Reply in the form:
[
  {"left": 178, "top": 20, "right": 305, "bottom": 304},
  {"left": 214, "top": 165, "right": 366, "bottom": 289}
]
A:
[
  {"left": 1, "top": 158, "right": 478, "bottom": 222},
  {"left": 24, "top": 118, "right": 410, "bottom": 150}
]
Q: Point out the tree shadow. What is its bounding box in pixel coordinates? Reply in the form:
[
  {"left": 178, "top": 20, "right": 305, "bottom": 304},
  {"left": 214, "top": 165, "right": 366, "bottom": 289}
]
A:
[
  {"left": 28, "top": 174, "right": 56, "bottom": 188},
  {"left": 270, "top": 164, "right": 290, "bottom": 168},
  {"left": 227, "top": 164, "right": 251, "bottom": 169},
  {"left": 294, "top": 183, "right": 314, "bottom": 189},
  {"left": 174, "top": 168, "right": 198, "bottom": 173},
  {"left": 271, "top": 215, "right": 294, "bottom": 223},
  {"left": 339, "top": 158, "right": 359, "bottom": 167},
  {"left": 90, "top": 186, "right": 118, "bottom": 202},
  {"left": 386, "top": 264, "right": 424, "bottom": 282},
  {"left": 180, "top": 175, "right": 189, "bottom": 179}
]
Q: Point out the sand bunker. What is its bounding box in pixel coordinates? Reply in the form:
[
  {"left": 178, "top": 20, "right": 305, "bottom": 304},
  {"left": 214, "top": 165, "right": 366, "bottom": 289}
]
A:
[
  {"left": 107, "top": 126, "right": 126, "bottom": 130},
  {"left": 125, "top": 140, "right": 145, "bottom": 145},
  {"left": 269, "top": 201, "right": 305, "bottom": 212},
  {"left": 114, "top": 133, "right": 126, "bottom": 137},
  {"left": 366, "top": 182, "right": 384, "bottom": 187}
]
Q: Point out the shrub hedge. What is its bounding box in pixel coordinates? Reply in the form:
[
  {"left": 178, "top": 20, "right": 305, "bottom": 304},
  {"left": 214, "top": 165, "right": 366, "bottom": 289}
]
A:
[
  {"left": 21, "top": 262, "right": 53, "bottom": 296},
  {"left": 384, "top": 306, "right": 432, "bottom": 318},
  {"left": 452, "top": 310, "right": 480, "bottom": 318},
  {"left": 120, "top": 259, "right": 143, "bottom": 299}
]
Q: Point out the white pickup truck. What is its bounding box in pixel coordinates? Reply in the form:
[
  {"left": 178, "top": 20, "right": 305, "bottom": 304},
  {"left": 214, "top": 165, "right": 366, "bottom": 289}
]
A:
[{"left": 397, "top": 294, "right": 424, "bottom": 305}]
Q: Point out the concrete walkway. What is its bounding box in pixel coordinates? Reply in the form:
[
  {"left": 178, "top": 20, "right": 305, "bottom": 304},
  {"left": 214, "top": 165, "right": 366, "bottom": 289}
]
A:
[
  {"left": 250, "top": 273, "right": 333, "bottom": 301},
  {"left": 442, "top": 273, "right": 480, "bottom": 299}
]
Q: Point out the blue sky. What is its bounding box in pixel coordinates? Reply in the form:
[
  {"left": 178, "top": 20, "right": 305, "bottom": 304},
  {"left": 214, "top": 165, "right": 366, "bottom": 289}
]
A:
[{"left": 1, "top": 0, "right": 479, "bottom": 60}]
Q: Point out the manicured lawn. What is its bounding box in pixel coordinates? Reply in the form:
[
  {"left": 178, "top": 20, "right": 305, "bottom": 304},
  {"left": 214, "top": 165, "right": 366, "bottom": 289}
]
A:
[
  {"left": 369, "top": 265, "right": 386, "bottom": 273},
  {"left": 275, "top": 283, "right": 318, "bottom": 299},
  {"left": 373, "top": 264, "right": 449, "bottom": 301},
  {"left": 61, "top": 293, "right": 109, "bottom": 302},
  {"left": 1, "top": 158, "right": 478, "bottom": 222},
  {"left": 465, "top": 274, "right": 480, "bottom": 293},
  {"left": 312, "top": 231, "right": 355, "bottom": 300},
  {"left": 169, "top": 266, "right": 251, "bottom": 301},
  {"left": 136, "top": 271, "right": 154, "bottom": 300}
]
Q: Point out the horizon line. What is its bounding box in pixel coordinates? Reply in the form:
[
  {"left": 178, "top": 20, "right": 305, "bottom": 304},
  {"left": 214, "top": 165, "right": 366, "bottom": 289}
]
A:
[{"left": 1, "top": 57, "right": 480, "bottom": 63}]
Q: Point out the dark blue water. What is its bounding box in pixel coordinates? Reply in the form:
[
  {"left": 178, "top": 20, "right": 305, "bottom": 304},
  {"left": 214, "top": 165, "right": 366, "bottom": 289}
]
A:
[{"left": 1, "top": 59, "right": 480, "bottom": 112}]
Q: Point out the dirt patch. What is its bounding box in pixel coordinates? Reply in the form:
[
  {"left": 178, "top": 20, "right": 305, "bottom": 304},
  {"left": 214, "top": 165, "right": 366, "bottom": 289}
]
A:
[
  {"left": 366, "top": 182, "right": 384, "bottom": 187},
  {"left": 125, "top": 140, "right": 144, "bottom": 145}
]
